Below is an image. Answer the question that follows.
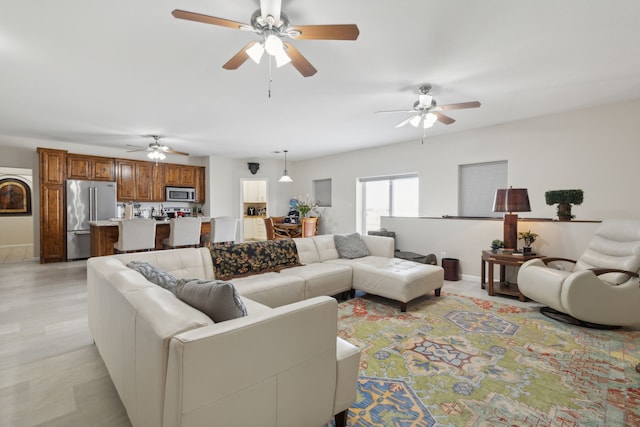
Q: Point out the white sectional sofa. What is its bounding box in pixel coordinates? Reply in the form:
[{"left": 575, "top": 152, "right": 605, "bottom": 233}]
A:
[{"left": 87, "top": 234, "right": 443, "bottom": 427}]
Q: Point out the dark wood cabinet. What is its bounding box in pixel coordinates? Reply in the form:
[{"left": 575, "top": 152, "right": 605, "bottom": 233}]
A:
[
  {"left": 116, "top": 159, "right": 136, "bottom": 201},
  {"left": 40, "top": 148, "right": 66, "bottom": 185},
  {"left": 195, "top": 166, "right": 205, "bottom": 203},
  {"left": 38, "top": 148, "right": 67, "bottom": 263},
  {"left": 93, "top": 157, "right": 115, "bottom": 181},
  {"left": 67, "top": 154, "right": 115, "bottom": 181},
  {"left": 164, "top": 164, "right": 182, "bottom": 186},
  {"left": 165, "top": 164, "right": 197, "bottom": 187},
  {"left": 116, "top": 159, "right": 156, "bottom": 202},
  {"left": 135, "top": 161, "right": 154, "bottom": 201},
  {"left": 181, "top": 166, "right": 197, "bottom": 187},
  {"left": 152, "top": 163, "right": 165, "bottom": 202}
]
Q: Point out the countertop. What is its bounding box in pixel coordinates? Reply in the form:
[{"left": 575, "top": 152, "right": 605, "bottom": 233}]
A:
[{"left": 89, "top": 217, "right": 211, "bottom": 227}]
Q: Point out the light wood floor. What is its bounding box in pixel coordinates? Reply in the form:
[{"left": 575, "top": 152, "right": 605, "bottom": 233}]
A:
[
  {"left": 0, "top": 245, "right": 36, "bottom": 264},
  {"left": 0, "top": 260, "right": 131, "bottom": 427},
  {"left": 0, "top": 258, "right": 543, "bottom": 426}
]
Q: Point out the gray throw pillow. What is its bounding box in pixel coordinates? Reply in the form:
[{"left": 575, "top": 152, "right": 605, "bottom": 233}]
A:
[
  {"left": 175, "top": 278, "right": 247, "bottom": 323},
  {"left": 334, "top": 233, "right": 370, "bottom": 259},
  {"left": 127, "top": 261, "right": 178, "bottom": 294}
]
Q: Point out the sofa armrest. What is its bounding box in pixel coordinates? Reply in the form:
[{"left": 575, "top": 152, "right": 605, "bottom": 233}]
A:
[
  {"left": 361, "top": 234, "right": 394, "bottom": 258},
  {"left": 163, "top": 296, "right": 339, "bottom": 427},
  {"left": 591, "top": 268, "right": 639, "bottom": 278}
]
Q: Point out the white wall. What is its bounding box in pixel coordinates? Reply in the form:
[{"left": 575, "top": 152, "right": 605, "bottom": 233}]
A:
[
  {"left": 293, "top": 99, "right": 640, "bottom": 231},
  {"left": 291, "top": 99, "right": 640, "bottom": 277},
  {"left": 381, "top": 217, "right": 600, "bottom": 278}
]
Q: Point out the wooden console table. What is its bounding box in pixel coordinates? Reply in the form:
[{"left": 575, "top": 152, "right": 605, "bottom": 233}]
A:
[{"left": 481, "top": 250, "right": 546, "bottom": 301}]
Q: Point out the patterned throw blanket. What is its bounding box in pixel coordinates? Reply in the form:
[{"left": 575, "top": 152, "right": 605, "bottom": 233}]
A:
[{"left": 208, "top": 239, "right": 301, "bottom": 281}]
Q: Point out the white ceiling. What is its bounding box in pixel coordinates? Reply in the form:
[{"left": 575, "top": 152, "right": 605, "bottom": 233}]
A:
[{"left": 1, "top": 0, "right": 640, "bottom": 161}]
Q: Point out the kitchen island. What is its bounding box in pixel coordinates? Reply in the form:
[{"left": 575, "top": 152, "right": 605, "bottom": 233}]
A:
[{"left": 89, "top": 218, "right": 211, "bottom": 257}]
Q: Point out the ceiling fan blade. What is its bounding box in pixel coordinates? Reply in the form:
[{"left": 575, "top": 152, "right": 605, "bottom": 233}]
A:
[
  {"left": 260, "top": 0, "right": 282, "bottom": 24},
  {"left": 435, "top": 112, "right": 456, "bottom": 125},
  {"left": 165, "top": 149, "right": 190, "bottom": 156},
  {"left": 283, "top": 42, "right": 317, "bottom": 77},
  {"left": 395, "top": 115, "right": 416, "bottom": 128},
  {"left": 223, "top": 42, "right": 257, "bottom": 70},
  {"left": 438, "top": 101, "right": 481, "bottom": 111},
  {"left": 375, "top": 109, "right": 416, "bottom": 114},
  {"left": 288, "top": 24, "right": 360, "bottom": 40},
  {"left": 125, "top": 144, "right": 148, "bottom": 152},
  {"left": 172, "top": 10, "right": 248, "bottom": 31}
]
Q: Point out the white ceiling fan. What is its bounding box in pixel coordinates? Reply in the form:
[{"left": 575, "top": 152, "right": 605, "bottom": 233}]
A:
[
  {"left": 171, "top": 0, "right": 359, "bottom": 78},
  {"left": 126, "top": 135, "right": 189, "bottom": 160},
  {"left": 376, "top": 85, "right": 481, "bottom": 141}
]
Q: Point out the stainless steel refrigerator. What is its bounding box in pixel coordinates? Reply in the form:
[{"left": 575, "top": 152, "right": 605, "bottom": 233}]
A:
[{"left": 66, "top": 180, "right": 117, "bottom": 260}]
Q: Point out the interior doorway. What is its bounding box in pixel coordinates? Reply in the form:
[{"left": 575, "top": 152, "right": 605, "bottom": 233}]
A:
[
  {"left": 240, "top": 178, "right": 268, "bottom": 241},
  {"left": 0, "top": 167, "right": 35, "bottom": 263}
]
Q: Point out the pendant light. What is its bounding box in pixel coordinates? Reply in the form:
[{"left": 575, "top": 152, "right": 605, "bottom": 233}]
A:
[{"left": 278, "top": 150, "right": 293, "bottom": 183}]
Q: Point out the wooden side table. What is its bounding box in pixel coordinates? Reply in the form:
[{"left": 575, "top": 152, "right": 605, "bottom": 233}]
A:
[{"left": 481, "top": 250, "right": 546, "bottom": 301}]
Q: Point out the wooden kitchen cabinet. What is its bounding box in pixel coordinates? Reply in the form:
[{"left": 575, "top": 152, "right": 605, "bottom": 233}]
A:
[
  {"left": 165, "top": 164, "right": 196, "bottom": 187},
  {"left": 195, "top": 166, "right": 205, "bottom": 203},
  {"left": 135, "top": 162, "right": 154, "bottom": 201},
  {"left": 39, "top": 147, "right": 66, "bottom": 185},
  {"left": 115, "top": 159, "right": 155, "bottom": 201},
  {"left": 67, "top": 154, "right": 115, "bottom": 181},
  {"left": 152, "top": 163, "right": 165, "bottom": 201},
  {"left": 37, "top": 148, "right": 67, "bottom": 263},
  {"left": 116, "top": 159, "right": 136, "bottom": 201}
]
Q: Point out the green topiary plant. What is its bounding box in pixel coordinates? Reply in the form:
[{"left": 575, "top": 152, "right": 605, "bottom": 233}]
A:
[
  {"left": 545, "top": 189, "right": 583, "bottom": 221},
  {"left": 490, "top": 239, "right": 504, "bottom": 252}
]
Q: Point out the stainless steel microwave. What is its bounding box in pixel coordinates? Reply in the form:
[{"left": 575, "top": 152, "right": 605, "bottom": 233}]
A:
[{"left": 166, "top": 186, "right": 196, "bottom": 202}]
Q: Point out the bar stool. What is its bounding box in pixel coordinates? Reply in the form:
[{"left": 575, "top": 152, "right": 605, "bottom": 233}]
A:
[
  {"left": 114, "top": 219, "right": 157, "bottom": 254},
  {"left": 163, "top": 217, "right": 202, "bottom": 249},
  {"left": 209, "top": 216, "right": 238, "bottom": 244}
]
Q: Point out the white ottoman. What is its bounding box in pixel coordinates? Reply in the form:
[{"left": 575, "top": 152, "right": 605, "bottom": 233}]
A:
[{"left": 351, "top": 259, "right": 444, "bottom": 311}]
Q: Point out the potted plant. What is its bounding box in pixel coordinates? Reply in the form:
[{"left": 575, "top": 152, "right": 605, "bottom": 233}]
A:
[
  {"left": 295, "top": 195, "right": 318, "bottom": 218},
  {"left": 490, "top": 239, "right": 504, "bottom": 253},
  {"left": 545, "top": 189, "right": 584, "bottom": 221},
  {"left": 518, "top": 230, "right": 538, "bottom": 253}
]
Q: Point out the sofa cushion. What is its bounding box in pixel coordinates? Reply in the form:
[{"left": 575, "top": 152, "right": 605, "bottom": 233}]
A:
[
  {"left": 127, "top": 260, "right": 178, "bottom": 294},
  {"left": 334, "top": 233, "right": 370, "bottom": 259},
  {"left": 209, "top": 239, "right": 302, "bottom": 281},
  {"left": 293, "top": 237, "right": 320, "bottom": 264},
  {"left": 313, "top": 235, "right": 340, "bottom": 262},
  {"left": 175, "top": 278, "right": 247, "bottom": 322}
]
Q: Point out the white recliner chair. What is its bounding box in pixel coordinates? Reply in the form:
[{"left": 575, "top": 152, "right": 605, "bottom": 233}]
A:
[{"left": 518, "top": 219, "right": 640, "bottom": 328}]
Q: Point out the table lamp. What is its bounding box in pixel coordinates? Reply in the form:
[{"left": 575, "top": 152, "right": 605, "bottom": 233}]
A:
[{"left": 493, "top": 187, "right": 531, "bottom": 250}]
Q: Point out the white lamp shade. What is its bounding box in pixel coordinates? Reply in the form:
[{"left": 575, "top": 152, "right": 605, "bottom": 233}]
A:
[
  {"left": 423, "top": 113, "right": 437, "bottom": 128},
  {"left": 274, "top": 50, "right": 291, "bottom": 67},
  {"left": 148, "top": 151, "right": 166, "bottom": 160},
  {"left": 246, "top": 42, "right": 265, "bottom": 64},
  {"left": 264, "top": 34, "right": 284, "bottom": 56},
  {"left": 409, "top": 115, "right": 422, "bottom": 127},
  {"left": 278, "top": 173, "right": 293, "bottom": 183}
]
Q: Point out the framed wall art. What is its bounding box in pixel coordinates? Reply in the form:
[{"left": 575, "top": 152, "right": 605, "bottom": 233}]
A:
[{"left": 0, "top": 178, "right": 32, "bottom": 216}]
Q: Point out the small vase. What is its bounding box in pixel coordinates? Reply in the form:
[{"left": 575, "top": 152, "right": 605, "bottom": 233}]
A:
[{"left": 522, "top": 247, "right": 532, "bottom": 254}]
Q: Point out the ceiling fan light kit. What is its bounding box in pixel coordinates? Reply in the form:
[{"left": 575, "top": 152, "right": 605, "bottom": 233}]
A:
[{"left": 147, "top": 151, "right": 166, "bottom": 161}]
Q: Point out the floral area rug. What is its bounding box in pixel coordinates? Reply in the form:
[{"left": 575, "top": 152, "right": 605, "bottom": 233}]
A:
[{"left": 327, "top": 293, "right": 640, "bottom": 426}]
